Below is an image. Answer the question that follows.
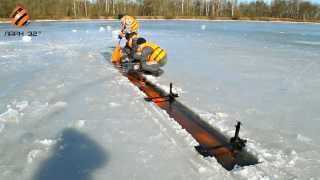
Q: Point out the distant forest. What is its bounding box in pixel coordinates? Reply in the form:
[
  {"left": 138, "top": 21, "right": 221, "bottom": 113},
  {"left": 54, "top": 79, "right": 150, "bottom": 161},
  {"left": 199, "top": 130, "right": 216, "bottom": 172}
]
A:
[{"left": 0, "top": 0, "right": 320, "bottom": 21}]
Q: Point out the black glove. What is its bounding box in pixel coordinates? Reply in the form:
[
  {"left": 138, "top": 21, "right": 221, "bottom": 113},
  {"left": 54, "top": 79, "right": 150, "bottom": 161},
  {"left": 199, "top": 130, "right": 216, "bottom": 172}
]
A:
[{"left": 118, "top": 35, "right": 123, "bottom": 39}]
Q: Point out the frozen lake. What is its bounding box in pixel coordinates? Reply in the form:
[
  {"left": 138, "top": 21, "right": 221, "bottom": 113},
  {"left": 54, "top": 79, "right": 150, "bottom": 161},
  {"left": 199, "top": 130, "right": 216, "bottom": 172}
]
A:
[{"left": 0, "top": 20, "right": 320, "bottom": 179}]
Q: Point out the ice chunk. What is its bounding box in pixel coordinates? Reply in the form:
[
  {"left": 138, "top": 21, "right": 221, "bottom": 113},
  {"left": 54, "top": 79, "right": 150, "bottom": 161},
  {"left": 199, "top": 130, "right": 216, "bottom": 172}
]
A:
[
  {"left": 99, "top": 27, "right": 105, "bottom": 32},
  {"left": 15, "top": 101, "right": 29, "bottom": 111},
  {"left": 22, "top": 36, "right": 31, "bottom": 42},
  {"left": 53, "top": 101, "right": 68, "bottom": 108},
  {"left": 144, "top": 75, "right": 158, "bottom": 83},
  {"left": 72, "top": 29, "right": 77, "bottom": 33},
  {"left": 75, "top": 120, "right": 86, "bottom": 128},
  {"left": 216, "top": 112, "right": 229, "bottom": 118},
  {"left": 201, "top": 25, "right": 206, "bottom": 30},
  {"left": 297, "top": 134, "right": 312, "bottom": 143},
  {"left": 109, "top": 102, "right": 121, "bottom": 107},
  {"left": 0, "top": 107, "right": 19, "bottom": 123},
  {"left": 36, "top": 139, "right": 56, "bottom": 146},
  {"left": 198, "top": 167, "right": 207, "bottom": 173},
  {"left": 27, "top": 149, "right": 42, "bottom": 163},
  {"left": 107, "top": 25, "right": 112, "bottom": 31}
]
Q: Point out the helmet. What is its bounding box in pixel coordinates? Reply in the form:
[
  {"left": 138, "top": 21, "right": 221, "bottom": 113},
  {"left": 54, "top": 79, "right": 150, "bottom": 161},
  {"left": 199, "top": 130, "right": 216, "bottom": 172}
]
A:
[
  {"left": 120, "top": 15, "right": 139, "bottom": 34},
  {"left": 136, "top": 37, "right": 146, "bottom": 45}
]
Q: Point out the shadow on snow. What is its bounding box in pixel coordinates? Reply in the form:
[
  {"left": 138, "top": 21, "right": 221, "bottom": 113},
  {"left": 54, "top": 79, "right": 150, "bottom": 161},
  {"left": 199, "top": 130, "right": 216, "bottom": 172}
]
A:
[{"left": 33, "top": 128, "right": 108, "bottom": 180}]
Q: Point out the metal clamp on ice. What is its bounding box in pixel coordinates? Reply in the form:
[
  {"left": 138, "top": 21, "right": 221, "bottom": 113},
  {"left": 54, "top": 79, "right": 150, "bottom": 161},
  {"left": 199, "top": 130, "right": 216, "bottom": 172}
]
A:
[
  {"left": 194, "top": 122, "right": 247, "bottom": 157},
  {"left": 144, "top": 83, "right": 179, "bottom": 102},
  {"left": 230, "top": 121, "right": 247, "bottom": 151}
]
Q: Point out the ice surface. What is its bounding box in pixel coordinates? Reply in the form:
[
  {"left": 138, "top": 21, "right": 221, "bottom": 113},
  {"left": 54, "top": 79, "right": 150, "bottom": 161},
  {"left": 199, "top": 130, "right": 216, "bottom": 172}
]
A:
[
  {"left": 111, "top": 30, "right": 120, "bottom": 41},
  {"left": 99, "top": 27, "right": 105, "bottom": 32},
  {"left": 22, "top": 36, "right": 32, "bottom": 42},
  {"left": 0, "top": 20, "right": 320, "bottom": 180}
]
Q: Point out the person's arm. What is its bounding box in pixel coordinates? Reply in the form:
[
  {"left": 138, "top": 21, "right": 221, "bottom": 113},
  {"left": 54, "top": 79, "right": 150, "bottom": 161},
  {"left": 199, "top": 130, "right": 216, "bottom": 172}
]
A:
[
  {"left": 118, "top": 30, "right": 125, "bottom": 39},
  {"left": 120, "top": 46, "right": 131, "bottom": 61}
]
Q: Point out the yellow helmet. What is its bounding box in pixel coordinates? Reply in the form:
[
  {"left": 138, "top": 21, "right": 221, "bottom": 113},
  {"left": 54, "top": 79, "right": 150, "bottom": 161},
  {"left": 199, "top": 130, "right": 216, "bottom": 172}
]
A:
[{"left": 120, "top": 15, "right": 139, "bottom": 34}]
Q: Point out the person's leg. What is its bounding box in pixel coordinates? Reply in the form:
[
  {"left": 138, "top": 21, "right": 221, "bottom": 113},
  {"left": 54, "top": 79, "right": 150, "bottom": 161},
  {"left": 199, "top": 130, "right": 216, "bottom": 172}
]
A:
[
  {"left": 158, "top": 56, "right": 167, "bottom": 67},
  {"left": 141, "top": 62, "right": 160, "bottom": 73}
]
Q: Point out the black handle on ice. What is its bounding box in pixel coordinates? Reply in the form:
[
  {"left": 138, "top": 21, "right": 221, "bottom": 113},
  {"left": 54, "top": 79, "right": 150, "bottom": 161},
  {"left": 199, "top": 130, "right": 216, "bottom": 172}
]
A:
[
  {"left": 144, "top": 82, "right": 179, "bottom": 102},
  {"left": 169, "top": 83, "right": 179, "bottom": 98},
  {"left": 230, "top": 122, "right": 247, "bottom": 151},
  {"left": 234, "top": 122, "right": 241, "bottom": 139}
]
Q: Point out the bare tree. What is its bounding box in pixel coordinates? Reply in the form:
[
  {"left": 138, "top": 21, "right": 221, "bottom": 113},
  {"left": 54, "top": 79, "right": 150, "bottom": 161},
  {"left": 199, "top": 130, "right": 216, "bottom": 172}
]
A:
[
  {"left": 73, "top": 0, "right": 77, "bottom": 16},
  {"left": 105, "top": 0, "right": 109, "bottom": 15},
  {"left": 0, "top": 0, "right": 319, "bottom": 20}
]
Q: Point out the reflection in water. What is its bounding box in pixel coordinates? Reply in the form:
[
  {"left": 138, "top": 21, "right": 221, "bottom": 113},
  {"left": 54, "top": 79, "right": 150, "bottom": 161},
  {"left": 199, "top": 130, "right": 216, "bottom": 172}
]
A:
[{"left": 33, "top": 128, "right": 107, "bottom": 180}]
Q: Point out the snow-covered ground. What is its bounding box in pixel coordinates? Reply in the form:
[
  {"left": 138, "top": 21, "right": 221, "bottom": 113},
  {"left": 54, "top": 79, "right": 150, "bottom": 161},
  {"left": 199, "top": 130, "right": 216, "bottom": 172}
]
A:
[{"left": 0, "top": 20, "right": 320, "bottom": 179}]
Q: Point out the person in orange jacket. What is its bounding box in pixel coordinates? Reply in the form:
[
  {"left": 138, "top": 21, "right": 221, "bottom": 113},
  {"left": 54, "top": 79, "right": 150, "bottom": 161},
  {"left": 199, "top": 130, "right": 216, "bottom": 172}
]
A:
[{"left": 112, "top": 15, "right": 140, "bottom": 63}]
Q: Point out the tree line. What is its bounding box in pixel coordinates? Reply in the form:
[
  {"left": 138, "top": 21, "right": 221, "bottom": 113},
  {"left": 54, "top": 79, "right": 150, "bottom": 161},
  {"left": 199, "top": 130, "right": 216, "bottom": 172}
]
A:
[{"left": 0, "top": 0, "right": 319, "bottom": 21}]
